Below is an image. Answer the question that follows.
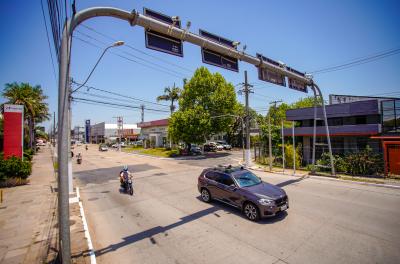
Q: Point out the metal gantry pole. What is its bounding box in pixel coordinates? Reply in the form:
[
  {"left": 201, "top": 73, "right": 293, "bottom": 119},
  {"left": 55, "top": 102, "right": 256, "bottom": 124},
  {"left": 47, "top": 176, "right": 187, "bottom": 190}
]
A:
[
  {"left": 313, "top": 84, "right": 335, "bottom": 176},
  {"left": 57, "top": 7, "right": 329, "bottom": 262},
  {"left": 311, "top": 87, "right": 317, "bottom": 172},
  {"left": 58, "top": 20, "right": 72, "bottom": 264}
]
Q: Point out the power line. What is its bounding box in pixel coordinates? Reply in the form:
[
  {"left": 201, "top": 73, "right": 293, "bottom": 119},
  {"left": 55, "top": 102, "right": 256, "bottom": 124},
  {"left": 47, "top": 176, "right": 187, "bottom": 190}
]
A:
[
  {"left": 80, "top": 23, "right": 194, "bottom": 74},
  {"left": 309, "top": 46, "right": 400, "bottom": 75},
  {"left": 73, "top": 35, "right": 185, "bottom": 79},
  {"left": 74, "top": 30, "right": 189, "bottom": 78},
  {"left": 72, "top": 97, "right": 170, "bottom": 113},
  {"left": 71, "top": 81, "right": 170, "bottom": 108},
  {"left": 74, "top": 91, "right": 170, "bottom": 112},
  {"left": 40, "top": 0, "right": 58, "bottom": 84}
]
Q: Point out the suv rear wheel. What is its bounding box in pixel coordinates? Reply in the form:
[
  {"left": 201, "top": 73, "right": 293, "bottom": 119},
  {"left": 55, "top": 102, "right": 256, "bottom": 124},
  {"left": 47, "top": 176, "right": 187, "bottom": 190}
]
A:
[
  {"left": 243, "top": 202, "right": 260, "bottom": 221},
  {"left": 200, "top": 188, "right": 211, "bottom": 203}
]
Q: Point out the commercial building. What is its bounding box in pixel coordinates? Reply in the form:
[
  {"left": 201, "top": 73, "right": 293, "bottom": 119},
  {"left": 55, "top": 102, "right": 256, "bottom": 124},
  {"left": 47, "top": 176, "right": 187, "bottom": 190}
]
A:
[
  {"left": 89, "top": 122, "right": 141, "bottom": 144},
  {"left": 138, "top": 119, "right": 169, "bottom": 147},
  {"left": 283, "top": 95, "right": 400, "bottom": 175}
]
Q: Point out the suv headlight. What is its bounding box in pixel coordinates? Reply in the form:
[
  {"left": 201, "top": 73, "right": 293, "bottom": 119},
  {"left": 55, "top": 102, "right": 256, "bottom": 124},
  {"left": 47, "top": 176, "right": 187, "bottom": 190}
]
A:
[{"left": 258, "top": 198, "right": 274, "bottom": 206}]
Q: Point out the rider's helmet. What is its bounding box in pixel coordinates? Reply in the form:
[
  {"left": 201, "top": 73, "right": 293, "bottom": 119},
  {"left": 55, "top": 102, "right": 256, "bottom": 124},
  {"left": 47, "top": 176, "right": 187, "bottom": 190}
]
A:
[{"left": 123, "top": 165, "right": 128, "bottom": 171}]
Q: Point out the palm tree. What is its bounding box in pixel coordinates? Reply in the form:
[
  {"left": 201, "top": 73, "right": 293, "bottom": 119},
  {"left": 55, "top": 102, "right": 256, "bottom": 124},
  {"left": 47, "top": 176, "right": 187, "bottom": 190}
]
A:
[
  {"left": 2, "top": 82, "right": 49, "bottom": 151},
  {"left": 156, "top": 83, "right": 181, "bottom": 115},
  {"left": 157, "top": 83, "right": 181, "bottom": 148}
]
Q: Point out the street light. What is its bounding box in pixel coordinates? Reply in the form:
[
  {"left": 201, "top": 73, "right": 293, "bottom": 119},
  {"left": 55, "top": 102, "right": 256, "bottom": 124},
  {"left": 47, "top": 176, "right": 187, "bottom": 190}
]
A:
[{"left": 71, "top": 40, "right": 124, "bottom": 94}]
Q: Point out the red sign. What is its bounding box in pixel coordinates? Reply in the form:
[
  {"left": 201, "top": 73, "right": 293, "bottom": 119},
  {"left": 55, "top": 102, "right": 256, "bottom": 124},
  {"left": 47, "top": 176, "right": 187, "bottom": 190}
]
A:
[{"left": 3, "top": 104, "right": 24, "bottom": 159}]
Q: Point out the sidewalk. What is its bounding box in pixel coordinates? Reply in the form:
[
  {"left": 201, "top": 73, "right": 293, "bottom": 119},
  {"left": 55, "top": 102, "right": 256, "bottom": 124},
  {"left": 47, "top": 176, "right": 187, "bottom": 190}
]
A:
[
  {"left": 0, "top": 146, "right": 91, "bottom": 264},
  {"left": 0, "top": 146, "right": 58, "bottom": 263}
]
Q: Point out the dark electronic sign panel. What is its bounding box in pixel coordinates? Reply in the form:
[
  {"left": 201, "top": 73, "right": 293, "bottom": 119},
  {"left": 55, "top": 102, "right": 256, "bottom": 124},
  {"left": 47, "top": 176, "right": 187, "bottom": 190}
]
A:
[
  {"left": 144, "top": 8, "right": 183, "bottom": 57},
  {"left": 256, "top": 53, "right": 286, "bottom": 87},
  {"left": 287, "top": 66, "right": 308, "bottom": 93},
  {"left": 85, "top": 119, "right": 90, "bottom": 143},
  {"left": 199, "top": 29, "right": 239, "bottom": 72}
]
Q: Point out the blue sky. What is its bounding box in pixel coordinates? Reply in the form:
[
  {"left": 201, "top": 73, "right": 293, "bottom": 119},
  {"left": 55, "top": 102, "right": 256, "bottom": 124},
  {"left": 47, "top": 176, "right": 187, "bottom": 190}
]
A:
[{"left": 1, "top": 0, "right": 399, "bottom": 131}]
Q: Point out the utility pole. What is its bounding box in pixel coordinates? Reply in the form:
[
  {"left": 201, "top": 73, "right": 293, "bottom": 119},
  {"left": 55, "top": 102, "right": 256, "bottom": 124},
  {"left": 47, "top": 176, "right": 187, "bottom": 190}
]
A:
[
  {"left": 238, "top": 71, "right": 253, "bottom": 167},
  {"left": 140, "top": 104, "right": 145, "bottom": 123},
  {"left": 281, "top": 121, "right": 285, "bottom": 174},
  {"left": 53, "top": 111, "right": 56, "bottom": 147},
  {"left": 268, "top": 100, "right": 282, "bottom": 171}
]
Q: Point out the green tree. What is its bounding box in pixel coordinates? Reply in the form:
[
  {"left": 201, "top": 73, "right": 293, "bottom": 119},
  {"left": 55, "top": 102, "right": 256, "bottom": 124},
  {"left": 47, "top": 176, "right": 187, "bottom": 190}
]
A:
[
  {"left": 2, "top": 82, "right": 50, "bottom": 150},
  {"left": 156, "top": 83, "right": 182, "bottom": 114},
  {"left": 169, "top": 67, "right": 237, "bottom": 147}
]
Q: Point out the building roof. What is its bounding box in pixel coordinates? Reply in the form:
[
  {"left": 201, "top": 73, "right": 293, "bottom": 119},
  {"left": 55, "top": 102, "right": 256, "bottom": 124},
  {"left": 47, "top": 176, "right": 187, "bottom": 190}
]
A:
[
  {"left": 286, "top": 99, "right": 380, "bottom": 121},
  {"left": 104, "top": 124, "right": 139, "bottom": 129},
  {"left": 137, "top": 119, "right": 169, "bottom": 128}
]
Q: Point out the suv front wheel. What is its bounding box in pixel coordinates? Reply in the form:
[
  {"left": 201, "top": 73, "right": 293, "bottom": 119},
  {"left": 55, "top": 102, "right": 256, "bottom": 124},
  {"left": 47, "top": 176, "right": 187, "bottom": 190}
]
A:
[
  {"left": 200, "top": 188, "right": 212, "bottom": 203},
  {"left": 243, "top": 202, "right": 260, "bottom": 221}
]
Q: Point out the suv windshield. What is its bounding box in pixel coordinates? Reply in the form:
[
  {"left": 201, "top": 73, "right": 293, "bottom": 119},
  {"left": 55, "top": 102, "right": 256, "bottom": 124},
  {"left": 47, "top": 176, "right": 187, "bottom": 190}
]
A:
[{"left": 233, "top": 171, "right": 261, "bottom": 187}]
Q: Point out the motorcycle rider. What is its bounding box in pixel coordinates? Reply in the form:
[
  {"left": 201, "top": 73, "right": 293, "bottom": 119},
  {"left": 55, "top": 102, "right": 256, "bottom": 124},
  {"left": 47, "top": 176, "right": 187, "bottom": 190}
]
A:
[
  {"left": 85, "top": 145, "right": 88, "bottom": 151},
  {"left": 119, "top": 165, "right": 131, "bottom": 187},
  {"left": 77, "top": 153, "right": 82, "bottom": 164}
]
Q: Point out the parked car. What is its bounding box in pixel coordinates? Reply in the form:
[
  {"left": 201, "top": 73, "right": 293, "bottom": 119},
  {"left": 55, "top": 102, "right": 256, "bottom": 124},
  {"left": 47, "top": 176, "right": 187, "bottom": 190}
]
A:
[
  {"left": 198, "top": 165, "right": 289, "bottom": 221},
  {"left": 99, "top": 144, "right": 108, "bottom": 151},
  {"left": 203, "top": 143, "right": 217, "bottom": 152},
  {"left": 190, "top": 144, "right": 202, "bottom": 155},
  {"left": 209, "top": 142, "right": 224, "bottom": 151},
  {"left": 216, "top": 141, "right": 232, "bottom": 150}
]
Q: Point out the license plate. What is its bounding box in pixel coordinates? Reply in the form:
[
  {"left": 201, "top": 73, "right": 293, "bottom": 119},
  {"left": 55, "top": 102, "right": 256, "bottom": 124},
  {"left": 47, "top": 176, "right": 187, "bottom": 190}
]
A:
[{"left": 280, "top": 204, "right": 288, "bottom": 211}]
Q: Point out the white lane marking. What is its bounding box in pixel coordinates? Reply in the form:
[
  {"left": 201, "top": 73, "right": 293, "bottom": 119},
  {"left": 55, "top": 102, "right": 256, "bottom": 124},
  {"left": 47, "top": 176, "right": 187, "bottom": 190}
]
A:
[{"left": 77, "top": 187, "right": 97, "bottom": 264}]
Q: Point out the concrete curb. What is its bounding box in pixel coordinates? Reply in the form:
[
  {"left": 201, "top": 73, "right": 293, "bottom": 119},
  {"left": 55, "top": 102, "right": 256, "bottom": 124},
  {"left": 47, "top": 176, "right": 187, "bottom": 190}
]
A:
[
  {"left": 248, "top": 166, "right": 400, "bottom": 190},
  {"left": 77, "top": 187, "right": 97, "bottom": 264}
]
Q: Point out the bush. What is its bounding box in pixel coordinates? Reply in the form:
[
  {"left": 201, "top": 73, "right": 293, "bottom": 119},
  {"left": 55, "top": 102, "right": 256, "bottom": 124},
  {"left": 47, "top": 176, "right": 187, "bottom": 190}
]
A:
[
  {"left": 316, "top": 146, "right": 384, "bottom": 176},
  {"left": 0, "top": 156, "right": 32, "bottom": 180},
  {"left": 24, "top": 149, "right": 34, "bottom": 161},
  {"left": 284, "top": 144, "right": 301, "bottom": 169}
]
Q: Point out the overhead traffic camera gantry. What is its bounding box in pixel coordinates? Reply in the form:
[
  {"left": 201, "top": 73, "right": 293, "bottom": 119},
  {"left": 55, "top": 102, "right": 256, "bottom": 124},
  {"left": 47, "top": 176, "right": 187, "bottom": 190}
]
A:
[{"left": 57, "top": 6, "right": 335, "bottom": 263}]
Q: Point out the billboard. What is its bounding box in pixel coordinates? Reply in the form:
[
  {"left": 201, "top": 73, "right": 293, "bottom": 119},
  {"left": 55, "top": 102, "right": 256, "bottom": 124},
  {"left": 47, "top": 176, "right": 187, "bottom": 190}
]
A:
[
  {"left": 144, "top": 8, "right": 183, "bottom": 57},
  {"left": 3, "top": 104, "right": 24, "bottom": 159}
]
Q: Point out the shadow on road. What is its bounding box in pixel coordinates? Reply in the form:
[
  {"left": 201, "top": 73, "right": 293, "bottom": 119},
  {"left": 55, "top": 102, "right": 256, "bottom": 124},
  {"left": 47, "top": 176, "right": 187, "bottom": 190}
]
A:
[
  {"left": 195, "top": 196, "right": 287, "bottom": 224},
  {"left": 94, "top": 197, "right": 287, "bottom": 257},
  {"left": 276, "top": 175, "right": 308, "bottom": 188},
  {"left": 94, "top": 206, "right": 219, "bottom": 257}
]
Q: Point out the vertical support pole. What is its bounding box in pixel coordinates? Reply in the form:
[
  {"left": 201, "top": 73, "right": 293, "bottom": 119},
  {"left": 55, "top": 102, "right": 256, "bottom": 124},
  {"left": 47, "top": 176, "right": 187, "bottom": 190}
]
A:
[
  {"left": 241, "top": 118, "right": 245, "bottom": 162},
  {"left": 57, "top": 21, "right": 71, "bottom": 264},
  {"left": 313, "top": 84, "right": 335, "bottom": 176},
  {"left": 281, "top": 121, "right": 285, "bottom": 174},
  {"left": 311, "top": 86, "right": 317, "bottom": 172},
  {"left": 268, "top": 112, "right": 272, "bottom": 171},
  {"left": 244, "top": 71, "right": 251, "bottom": 167},
  {"left": 53, "top": 111, "right": 56, "bottom": 147},
  {"left": 68, "top": 94, "right": 73, "bottom": 194},
  {"left": 292, "top": 121, "right": 296, "bottom": 175}
]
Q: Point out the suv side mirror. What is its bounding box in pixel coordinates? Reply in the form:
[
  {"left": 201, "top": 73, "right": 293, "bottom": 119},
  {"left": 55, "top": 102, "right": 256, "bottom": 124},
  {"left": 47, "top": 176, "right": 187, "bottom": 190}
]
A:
[{"left": 229, "top": 184, "right": 237, "bottom": 191}]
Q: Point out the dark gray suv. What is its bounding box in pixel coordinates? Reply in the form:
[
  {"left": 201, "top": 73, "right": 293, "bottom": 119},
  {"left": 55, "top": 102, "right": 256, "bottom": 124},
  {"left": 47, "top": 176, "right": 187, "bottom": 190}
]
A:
[{"left": 198, "top": 165, "right": 288, "bottom": 221}]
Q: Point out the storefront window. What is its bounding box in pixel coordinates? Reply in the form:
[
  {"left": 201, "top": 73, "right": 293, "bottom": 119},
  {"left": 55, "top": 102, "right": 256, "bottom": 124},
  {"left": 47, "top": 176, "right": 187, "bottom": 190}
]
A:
[{"left": 382, "top": 99, "right": 400, "bottom": 134}]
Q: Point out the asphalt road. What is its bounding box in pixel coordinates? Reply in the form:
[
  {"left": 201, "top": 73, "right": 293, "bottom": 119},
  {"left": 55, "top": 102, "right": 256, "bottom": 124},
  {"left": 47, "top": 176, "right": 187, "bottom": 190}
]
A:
[{"left": 73, "top": 145, "right": 400, "bottom": 264}]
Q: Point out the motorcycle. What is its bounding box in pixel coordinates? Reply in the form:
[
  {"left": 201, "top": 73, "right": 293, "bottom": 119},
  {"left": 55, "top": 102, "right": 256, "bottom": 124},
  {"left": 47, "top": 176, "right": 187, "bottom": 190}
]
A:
[
  {"left": 120, "top": 172, "right": 133, "bottom": 195},
  {"left": 85, "top": 145, "right": 88, "bottom": 151},
  {"left": 77, "top": 154, "right": 82, "bottom": 164}
]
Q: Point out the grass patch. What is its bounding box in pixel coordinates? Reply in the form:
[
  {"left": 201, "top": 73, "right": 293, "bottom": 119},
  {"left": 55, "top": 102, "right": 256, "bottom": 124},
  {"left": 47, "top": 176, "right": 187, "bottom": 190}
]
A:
[{"left": 135, "top": 148, "right": 179, "bottom": 158}]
